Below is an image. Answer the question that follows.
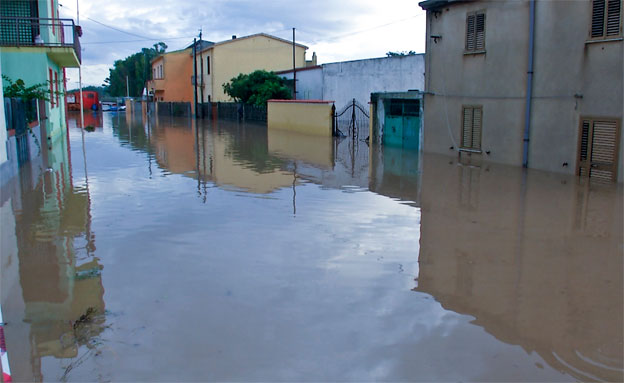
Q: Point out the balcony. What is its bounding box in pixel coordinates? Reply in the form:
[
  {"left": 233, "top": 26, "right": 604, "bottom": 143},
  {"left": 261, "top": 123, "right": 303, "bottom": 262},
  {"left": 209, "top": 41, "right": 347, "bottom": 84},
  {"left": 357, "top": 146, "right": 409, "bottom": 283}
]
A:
[
  {"left": 0, "top": 17, "right": 81, "bottom": 67},
  {"left": 148, "top": 78, "right": 165, "bottom": 91}
]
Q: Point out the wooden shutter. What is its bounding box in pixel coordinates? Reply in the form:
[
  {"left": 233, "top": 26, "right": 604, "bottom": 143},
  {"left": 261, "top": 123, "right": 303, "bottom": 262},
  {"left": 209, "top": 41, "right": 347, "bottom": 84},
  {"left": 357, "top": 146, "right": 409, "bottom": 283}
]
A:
[
  {"left": 471, "top": 107, "right": 482, "bottom": 150},
  {"left": 592, "top": 0, "right": 606, "bottom": 37},
  {"left": 591, "top": 120, "right": 618, "bottom": 163},
  {"left": 578, "top": 118, "right": 620, "bottom": 181},
  {"left": 475, "top": 13, "right": 486, "bottom": 50},
  {"left": 606, "top": 0, "right": 622, "bottom": 36},
  {"left": 466, "top": 14, "right": 476, "bottom": 50},
  {"left": 462, "top": 107, "right": 473, "bottom": 148}
]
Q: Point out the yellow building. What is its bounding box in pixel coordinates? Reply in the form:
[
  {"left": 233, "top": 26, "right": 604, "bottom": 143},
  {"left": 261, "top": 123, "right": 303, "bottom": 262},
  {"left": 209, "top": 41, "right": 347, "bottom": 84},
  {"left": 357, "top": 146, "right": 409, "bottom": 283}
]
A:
[{"left": 198, "top": 33, "right": 308, "bottom": 102}]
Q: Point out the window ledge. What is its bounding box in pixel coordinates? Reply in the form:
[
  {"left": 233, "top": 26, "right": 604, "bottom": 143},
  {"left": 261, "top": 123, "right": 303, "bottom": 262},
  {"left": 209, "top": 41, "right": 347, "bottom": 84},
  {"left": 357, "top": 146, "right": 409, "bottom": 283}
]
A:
[
  {"left": 458, "top": 147, "right": 482, "bottom": 154},
  {"left": 464, "top": 50, "right": 486, "bottom": 55},
  {"left": 585, "top": 37, "right": 623, "bottom": 44}
]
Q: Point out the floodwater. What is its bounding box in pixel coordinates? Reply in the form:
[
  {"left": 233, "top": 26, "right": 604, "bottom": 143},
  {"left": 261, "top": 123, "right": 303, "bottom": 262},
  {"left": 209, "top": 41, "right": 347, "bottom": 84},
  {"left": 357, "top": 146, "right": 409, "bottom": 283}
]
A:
[{"left": 1, "top": 111, "right": 622, "bottom": 382}]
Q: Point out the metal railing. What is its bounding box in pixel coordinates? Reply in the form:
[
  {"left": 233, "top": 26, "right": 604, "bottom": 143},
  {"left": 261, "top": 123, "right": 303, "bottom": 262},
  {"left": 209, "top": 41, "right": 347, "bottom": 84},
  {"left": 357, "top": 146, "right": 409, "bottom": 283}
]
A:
[{"left": 0, "top": 17, "right": 81, "bottom": 63}]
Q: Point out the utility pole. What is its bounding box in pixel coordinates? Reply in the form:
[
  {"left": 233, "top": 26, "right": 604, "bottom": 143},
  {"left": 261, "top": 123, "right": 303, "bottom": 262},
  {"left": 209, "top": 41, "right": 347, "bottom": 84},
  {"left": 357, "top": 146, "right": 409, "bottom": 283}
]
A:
[
  {"left": 292, "top": 27, "right": 296, "bottom": 100},
  {"left": 193, "top": 37, "right": 198, "bottom": 119},
  {"left": 199, "top": 29, "right": 204, "bottom": 118},
  {"left": 126, "top": 75, "right": 129, "bottom": 98}
]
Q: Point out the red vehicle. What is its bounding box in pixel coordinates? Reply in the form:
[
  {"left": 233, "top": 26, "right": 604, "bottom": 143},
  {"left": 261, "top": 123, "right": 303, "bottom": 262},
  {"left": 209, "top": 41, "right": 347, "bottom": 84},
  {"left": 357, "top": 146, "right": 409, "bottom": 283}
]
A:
[{"left": 67, "top": 90, "right": 99, "bottom": 111}]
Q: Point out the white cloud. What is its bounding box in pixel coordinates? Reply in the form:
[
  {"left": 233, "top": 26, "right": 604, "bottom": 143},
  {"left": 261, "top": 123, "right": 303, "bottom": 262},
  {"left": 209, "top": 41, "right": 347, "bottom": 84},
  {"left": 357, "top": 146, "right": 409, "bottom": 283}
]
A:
[{"left": 58, "top": 0, "right": 426, "bottom": 86}]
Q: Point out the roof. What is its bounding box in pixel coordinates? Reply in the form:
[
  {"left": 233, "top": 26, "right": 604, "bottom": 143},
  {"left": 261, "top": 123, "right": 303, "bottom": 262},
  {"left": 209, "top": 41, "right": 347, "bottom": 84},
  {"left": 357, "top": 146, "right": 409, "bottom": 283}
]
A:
[
  {"left": 418, "top": 0, "right": 472, "bottom": 11},
  {"left": 199, "top": 33, "right": 308, "bottom": 53}
]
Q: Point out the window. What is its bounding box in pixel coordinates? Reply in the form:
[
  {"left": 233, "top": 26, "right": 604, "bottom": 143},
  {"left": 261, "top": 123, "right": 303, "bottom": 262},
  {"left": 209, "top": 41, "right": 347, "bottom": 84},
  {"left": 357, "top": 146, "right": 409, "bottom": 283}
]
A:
[
  {"left": 206, "top": 56, "right": 210, "bottom": 75},
  {"left": 159, "top": 64, "right": 163, "bottom": 79},
  {"left": 49, "top": 68, "right": 54, "bottom": 108},
  {"left": 466, "top": 11, "right": 486, "bottom": 52},
  {"left": 461, "top": 106, "right": 482, "bottom": 151},
  {"left": 578, "top": 117, "right": 620, "bottom": 181},
  {"left": 54, "top": 71, "right": 59, "bottom": 106},
  {"left": 591, "top": 0, "right": 622, "bottom": 39}
]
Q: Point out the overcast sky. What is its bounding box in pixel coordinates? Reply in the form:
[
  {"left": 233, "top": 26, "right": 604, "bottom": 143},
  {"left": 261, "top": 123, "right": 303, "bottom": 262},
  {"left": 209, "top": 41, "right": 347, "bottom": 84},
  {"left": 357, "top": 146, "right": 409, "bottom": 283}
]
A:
[{"left": 59, "top": 0, "right": 426, "bottom": 87}]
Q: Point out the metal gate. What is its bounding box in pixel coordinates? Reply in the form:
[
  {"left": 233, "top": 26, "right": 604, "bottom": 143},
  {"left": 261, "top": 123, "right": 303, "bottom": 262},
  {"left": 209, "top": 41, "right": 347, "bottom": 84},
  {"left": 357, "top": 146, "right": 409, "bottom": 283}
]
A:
[{"left": 334, "top": 98, "right": 370, "bottom": 140}]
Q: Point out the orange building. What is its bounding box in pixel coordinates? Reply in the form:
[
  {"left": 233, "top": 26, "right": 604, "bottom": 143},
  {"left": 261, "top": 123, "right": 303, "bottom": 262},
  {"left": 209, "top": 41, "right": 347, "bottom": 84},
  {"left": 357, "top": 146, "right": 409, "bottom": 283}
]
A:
[{"left": 147, "top": 41, "right": 213, "bottom": 103}]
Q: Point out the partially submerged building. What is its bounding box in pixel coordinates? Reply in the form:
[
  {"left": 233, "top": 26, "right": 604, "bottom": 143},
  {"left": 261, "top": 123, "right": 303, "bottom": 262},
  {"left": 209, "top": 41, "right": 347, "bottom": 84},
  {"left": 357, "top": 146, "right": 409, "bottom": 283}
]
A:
[{"left": 419, "top": 0, "right": 623, "bottom": 182}]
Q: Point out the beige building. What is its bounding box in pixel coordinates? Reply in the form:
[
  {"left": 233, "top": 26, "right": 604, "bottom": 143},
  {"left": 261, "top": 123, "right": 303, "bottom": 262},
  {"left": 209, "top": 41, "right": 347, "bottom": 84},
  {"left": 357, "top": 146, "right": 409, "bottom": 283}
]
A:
[
  {"left": 197, "top": 33, "right": 308, "bottom": 102},
  {"left": 419, "top": 0, "right": 623, "bottom": 182}
]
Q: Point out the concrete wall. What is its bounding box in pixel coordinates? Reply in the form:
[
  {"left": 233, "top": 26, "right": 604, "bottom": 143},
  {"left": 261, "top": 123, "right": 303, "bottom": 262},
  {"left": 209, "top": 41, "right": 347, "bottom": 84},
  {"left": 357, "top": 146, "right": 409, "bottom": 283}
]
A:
[
  {"left": 322, "top": 55, "right": 425, "bottom": 109},
  {"left": 267, "top": 100, "right": 334, "bottom": 136},
  {"left": 278, "top": 66, "right": 323, "bottom": 100},
  {"left": 207, "top": 35, "right": 307, "bottom": 102},
  {"left": 422, "top": 0, "right": 623, "bottom": 181}
]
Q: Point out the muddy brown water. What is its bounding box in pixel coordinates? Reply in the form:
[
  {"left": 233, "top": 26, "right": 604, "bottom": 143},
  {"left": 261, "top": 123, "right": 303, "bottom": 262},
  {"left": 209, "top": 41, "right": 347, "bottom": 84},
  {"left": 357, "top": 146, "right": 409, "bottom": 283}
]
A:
[{"left": 1, "top": 112, "right": 622, "bottom": 382}]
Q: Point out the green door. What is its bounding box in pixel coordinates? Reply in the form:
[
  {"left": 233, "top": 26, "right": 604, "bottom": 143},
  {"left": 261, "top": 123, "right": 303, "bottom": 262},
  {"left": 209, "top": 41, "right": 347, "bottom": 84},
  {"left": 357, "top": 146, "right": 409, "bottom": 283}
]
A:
[{"left": 383, "top": 99, "right": 420, "bottom": 150}]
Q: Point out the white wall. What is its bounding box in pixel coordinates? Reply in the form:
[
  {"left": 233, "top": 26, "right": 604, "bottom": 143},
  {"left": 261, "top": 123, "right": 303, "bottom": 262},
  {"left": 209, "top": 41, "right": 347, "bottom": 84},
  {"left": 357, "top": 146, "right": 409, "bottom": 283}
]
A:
[
  {"left": 279, "top": 67, "right": 323, "bottom": 100},
  {"left": 322, "top": 55, "right": 425, "bottom": 109}
]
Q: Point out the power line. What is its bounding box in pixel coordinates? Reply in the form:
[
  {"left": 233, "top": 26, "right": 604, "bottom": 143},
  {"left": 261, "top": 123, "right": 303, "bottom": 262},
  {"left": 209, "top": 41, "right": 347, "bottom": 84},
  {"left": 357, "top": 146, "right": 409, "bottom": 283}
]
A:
[
  {"left": 83, "top": 36, "right": 195, "bottom": 45},
  {"left": 59, "top": 3, "right": 189, "bottom": 41},
  {"left": 299, "top": 14, "right": 423, "bottom": 44}
]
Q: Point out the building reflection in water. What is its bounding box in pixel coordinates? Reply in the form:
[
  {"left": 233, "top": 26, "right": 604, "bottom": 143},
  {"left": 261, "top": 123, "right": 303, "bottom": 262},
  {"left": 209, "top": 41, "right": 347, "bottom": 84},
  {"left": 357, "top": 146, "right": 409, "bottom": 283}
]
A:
[
  {"left": 0, "top": 121, "right": 103, "bottom": 382},
  {"left": 103, "top": 113, "right": 620, "bottom": 381},
  {"left": 415, "top": 154, "right": 623, "bottom": 382}
]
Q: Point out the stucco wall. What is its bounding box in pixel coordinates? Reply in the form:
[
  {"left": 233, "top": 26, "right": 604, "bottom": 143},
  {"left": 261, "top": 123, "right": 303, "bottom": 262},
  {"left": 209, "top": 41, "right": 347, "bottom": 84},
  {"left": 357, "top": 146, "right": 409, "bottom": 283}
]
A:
[
  {"left": 322, "top": 55, "right": 425, "bottom": 109},
  {"left": 267, "top": 100, "right": 333, "bottom": 136},
  {"left": 209, "top": 36, "right": 306, "bottom": 102},
  {"left": 279, "top": 66, "right": 323, "bottom": 100},
  {"left": 423, "top": 0, "right": 623, "bottom": 181},
  {"left": 150, "top": 49, "right": 194, "bottom": 103},
  {"left": 1, "top": 48, "right": 66, "bottom": 141},
  {"left": 0, "top": 59, "right": 7, "bottom": 165}
]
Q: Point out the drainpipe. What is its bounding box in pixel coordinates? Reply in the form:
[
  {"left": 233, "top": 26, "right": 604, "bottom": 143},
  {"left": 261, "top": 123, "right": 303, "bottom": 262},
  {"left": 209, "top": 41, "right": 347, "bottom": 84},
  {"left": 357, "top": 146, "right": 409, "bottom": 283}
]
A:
[{"left": 522, "top": 0, "right": 536, "bottom": 168}]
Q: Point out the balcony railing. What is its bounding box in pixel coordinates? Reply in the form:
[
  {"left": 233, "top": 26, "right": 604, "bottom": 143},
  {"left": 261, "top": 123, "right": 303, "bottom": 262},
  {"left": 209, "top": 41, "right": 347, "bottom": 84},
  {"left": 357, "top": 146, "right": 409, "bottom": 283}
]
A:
[{"left": 0, "top": 17, "right": 81, "bottom": 64}]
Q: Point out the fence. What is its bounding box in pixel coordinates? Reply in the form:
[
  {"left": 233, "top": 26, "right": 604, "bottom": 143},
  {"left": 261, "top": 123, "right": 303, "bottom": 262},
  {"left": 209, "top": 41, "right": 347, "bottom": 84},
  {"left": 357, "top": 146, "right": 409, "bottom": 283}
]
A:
[
  {"left": 156, "top": 102, "right": 192, "bottom": 117},
  {"left": 4, "top": 98, "right": 37, "bottom": 136},
  {"left": 215, "top": 102, "right": 267, "bottom": 122}
]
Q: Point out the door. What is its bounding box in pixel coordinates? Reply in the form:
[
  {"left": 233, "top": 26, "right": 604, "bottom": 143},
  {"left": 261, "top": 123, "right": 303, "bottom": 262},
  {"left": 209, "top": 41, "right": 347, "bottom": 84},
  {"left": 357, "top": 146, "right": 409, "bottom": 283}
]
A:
[
  {"left": 578, "top": 118, "right": 621, "bottom": 182},
  {"left": 383, "top": 99, "right": 421, "bottom": 150}
]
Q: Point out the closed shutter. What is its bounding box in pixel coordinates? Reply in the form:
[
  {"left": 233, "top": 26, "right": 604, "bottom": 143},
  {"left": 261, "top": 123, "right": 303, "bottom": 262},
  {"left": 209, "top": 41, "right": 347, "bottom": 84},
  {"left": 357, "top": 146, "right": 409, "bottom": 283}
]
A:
[
  {"left": 592, "top": 0, "right": 621, "bottom": 38},
  {"left": 606, "top": 0, "right": 622, "bottom": 36},
  {"left": 462, "top": 107, "right": 473, "bottom": 148},
  {"left": 466, "top": 14, "right": 476, "bottom": 50},
  {"left": 472, "top": 107, "right": 482, "bottom": 150},
  {"left": 591, "top": 120, "right": 617, "bottom": 163},
  {"left": 461, "top": 106, "right": 482, "bottom": 151},
  {"left": 592, "top": 0, "right": 606, "bottom": 37},
  {"left": 475, "top": 13, "right": 486, "bottom": 50},
  {"left": 578, "top": 118, "right": 620, "bottom": 181},
  {"left": 0, "top": 1, "right": 35, "bottom": 44}
]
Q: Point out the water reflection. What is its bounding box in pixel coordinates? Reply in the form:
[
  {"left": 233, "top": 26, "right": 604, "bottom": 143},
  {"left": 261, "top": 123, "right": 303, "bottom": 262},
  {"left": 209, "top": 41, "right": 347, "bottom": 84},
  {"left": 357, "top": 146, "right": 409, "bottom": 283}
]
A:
[
  {"left": 416, "top": 155, "right": 623, "bottom": 382},
  {"left": 1, "top": 111, "right": 621, "bottom": 381},
  {"left": 1, "top": 130, "right": 104, "bottom": 382}
]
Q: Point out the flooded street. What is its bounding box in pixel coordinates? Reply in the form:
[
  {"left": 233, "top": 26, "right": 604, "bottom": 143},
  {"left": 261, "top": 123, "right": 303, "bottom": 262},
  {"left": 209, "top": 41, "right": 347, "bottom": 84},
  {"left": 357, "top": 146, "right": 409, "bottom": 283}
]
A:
[{"left": 1, "top": 112, "right": 622, "bottom": 382}]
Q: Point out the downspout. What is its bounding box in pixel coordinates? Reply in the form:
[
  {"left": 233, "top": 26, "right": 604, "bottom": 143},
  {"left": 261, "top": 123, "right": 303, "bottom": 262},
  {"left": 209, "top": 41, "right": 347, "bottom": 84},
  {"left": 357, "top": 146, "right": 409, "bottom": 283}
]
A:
[{"left": 522, "top": 0, "right": 536, "bottom": 167}]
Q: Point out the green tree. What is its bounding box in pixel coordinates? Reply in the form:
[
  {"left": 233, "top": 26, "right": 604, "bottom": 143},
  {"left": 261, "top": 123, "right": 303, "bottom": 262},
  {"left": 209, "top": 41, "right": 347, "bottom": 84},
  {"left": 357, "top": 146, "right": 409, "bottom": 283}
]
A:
[
  {"left": 2, "top": 75, "right": 51, "bottom": 122},
  {"left": 104, "top": 42, "right": 167, "bottom": 97},
  {"left": 222, "top": 70, "right": 291, "bottom": 106}
]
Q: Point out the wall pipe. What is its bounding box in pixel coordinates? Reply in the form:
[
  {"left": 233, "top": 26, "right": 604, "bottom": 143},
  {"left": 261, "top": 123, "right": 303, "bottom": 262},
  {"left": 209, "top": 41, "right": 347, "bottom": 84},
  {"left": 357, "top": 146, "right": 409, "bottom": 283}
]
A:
[{"left": 522, "top": 0, "right": 536, "bottom": 167}]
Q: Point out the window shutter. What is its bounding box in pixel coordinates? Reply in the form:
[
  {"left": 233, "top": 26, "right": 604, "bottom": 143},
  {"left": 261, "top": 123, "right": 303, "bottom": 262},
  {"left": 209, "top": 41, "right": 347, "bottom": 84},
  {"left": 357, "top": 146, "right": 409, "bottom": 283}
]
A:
[
  {"left": 591, "top": 120, "right": 618, "bottom": 163},
  {"left": 466, "top": 14, "right": 476, "bottom": 50},
  {"left": 471, "top": 107, "right": 482, "bottom": 150},
  {"left": 580, "top": 120, "right": 590, "bottom": 161},
  {"left": 475, "top": 13, "right": 486, "bottom": 50},
  {"left": 606, "top": 0, "right": 621, "bottom": 36},
  {"left": 462, "top": 107, "right": 473, "bottom": 148},
  {"left": 592, "top": 0, "right": 606, "bottom": 37}
]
